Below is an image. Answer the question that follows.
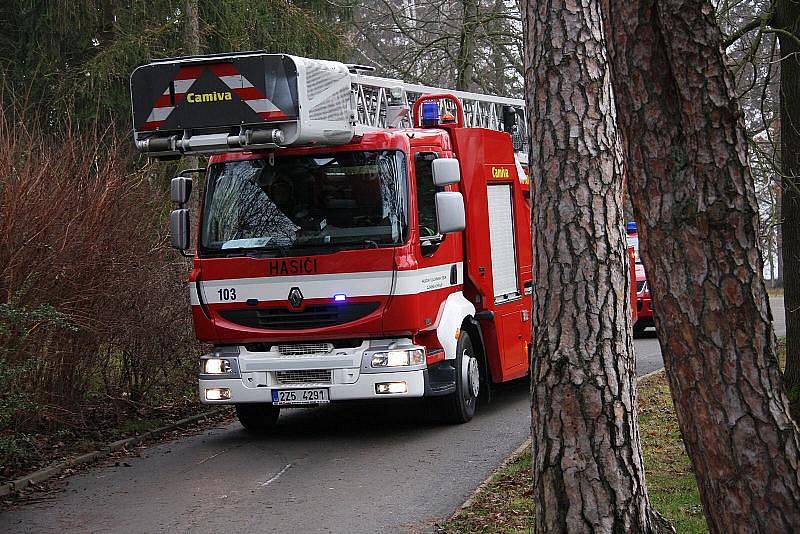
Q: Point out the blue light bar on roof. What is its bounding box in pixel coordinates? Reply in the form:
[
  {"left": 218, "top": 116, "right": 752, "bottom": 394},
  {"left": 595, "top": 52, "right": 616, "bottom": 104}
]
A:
[
  {"left": 421, "top": 101, "right": 440, "bottom": 127},
  {"left": 626, "top": 221, "right": 638, "bottom": 234}
]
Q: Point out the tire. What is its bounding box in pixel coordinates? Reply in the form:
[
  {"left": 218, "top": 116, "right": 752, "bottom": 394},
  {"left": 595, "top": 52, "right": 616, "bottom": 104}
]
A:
[
  {"left": 633, "top": 322, "right": 646, "bottom": 337},
  {"left": 439, "top": 332, "right": 480, "bottom": 424},
  {"left": 236, "top": 403, "right": 280, "bottom": 434}
]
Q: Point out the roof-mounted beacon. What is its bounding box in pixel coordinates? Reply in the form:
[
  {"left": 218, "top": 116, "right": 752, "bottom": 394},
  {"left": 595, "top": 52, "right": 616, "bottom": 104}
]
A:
[{"left": 130, "top": 52, "right": 355, "bottom": 158}]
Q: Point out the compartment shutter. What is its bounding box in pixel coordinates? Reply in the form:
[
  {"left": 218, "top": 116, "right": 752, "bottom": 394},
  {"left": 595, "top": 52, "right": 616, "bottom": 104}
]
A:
[{"left": 487, "top": 184, "right": 520, "bottom": 303}]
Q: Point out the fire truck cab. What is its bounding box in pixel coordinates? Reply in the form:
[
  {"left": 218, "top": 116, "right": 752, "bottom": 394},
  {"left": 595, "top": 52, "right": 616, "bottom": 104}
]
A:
[{"left": 129, "top": 52, "right": 594, "bottom": 431}]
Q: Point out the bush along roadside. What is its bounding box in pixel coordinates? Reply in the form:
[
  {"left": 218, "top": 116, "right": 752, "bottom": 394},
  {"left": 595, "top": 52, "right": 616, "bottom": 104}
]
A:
[
  {"left": 438, "top": 369, "right": 709, "bottom": 533},
  {"left": 0, "top": 104, "right": 206, "bottom": 483}
]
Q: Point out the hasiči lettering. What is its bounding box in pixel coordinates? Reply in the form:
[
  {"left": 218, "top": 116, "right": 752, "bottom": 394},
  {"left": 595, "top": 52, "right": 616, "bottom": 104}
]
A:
[{"left": 268, "top": 258, "right": 318, "bottom": 276}]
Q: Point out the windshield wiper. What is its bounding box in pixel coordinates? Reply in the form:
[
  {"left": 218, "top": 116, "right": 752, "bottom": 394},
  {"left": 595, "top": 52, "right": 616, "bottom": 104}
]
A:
[{"left": 207, "top": 246, "right": 290, "bottom": 258}]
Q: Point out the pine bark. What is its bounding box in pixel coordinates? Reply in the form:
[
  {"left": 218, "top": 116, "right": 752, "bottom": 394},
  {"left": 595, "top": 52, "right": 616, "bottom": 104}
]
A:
[
  {"left": 775, "top": 0, "right": 800, "bottom": 418},
  {"left": 603, "top": 0, "right": 800, "bottom": 531},
  {"left": 522, "top": 1, "right": 670, "bottom": 531}
]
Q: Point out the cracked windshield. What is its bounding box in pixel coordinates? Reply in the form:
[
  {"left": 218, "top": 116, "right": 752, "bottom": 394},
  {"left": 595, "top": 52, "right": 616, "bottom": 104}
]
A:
[{"left": 201, "top": 150, "right": 407, "bottom": 254}]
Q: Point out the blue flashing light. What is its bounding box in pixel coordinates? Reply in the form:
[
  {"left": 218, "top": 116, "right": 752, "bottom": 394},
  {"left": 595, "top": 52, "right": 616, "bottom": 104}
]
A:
[
  {"left": 626, "top": 221, "right": 638, "bottom": 235},
  {"left": 421, "top": 101, "right": 440, "bottom": 127},
  {"left": 333, "top": 294, "right": 347, "bottom": 302}
]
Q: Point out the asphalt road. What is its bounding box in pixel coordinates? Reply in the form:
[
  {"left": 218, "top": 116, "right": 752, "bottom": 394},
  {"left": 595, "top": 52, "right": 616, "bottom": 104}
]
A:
[{"left": 1, "top": 297, "right": 786, "bottom": 534}]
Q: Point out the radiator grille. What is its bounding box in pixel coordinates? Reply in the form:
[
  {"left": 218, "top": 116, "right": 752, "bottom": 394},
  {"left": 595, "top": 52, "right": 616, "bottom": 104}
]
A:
[
  {"left": 275, "top": 369, "right": 332, "bottom": 385},
  {"left": 276, "top": 343, "right": 333, "bottom": 356},
  {"left": 219, "top": 302, "right": 379, "bottom": 330}
]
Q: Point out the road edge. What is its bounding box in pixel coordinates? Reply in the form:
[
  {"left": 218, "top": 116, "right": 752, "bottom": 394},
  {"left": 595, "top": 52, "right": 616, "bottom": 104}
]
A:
[
  {"left": 0, "top": 407, "right": 231, "bottom": 498},
  {"left": 452, "top": 436, "right": 532, "bottom": 518},
  {"left": 449, "top": 368, "right": 665, "bottom": 519}
]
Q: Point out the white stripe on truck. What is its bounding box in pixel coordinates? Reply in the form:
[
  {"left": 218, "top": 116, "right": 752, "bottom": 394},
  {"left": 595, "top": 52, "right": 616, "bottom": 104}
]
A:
[{"left": 190, "top": 263, "right": 463, "bottom": 305}]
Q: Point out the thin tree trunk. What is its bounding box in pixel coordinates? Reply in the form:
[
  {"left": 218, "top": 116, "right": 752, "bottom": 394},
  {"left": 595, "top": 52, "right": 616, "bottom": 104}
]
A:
[
  {"left": 775, "top": 0, "right": 800, "bottom": 418},
  {"left": 455, "top": 0, "right": 478, "bottom": 90},
  {"left": 777, "top": 179, "right": 784, "bottom": 287},
  {"left": 491, "top": 0, "right": 506, "bottom": 95},
  {"left": 769, "top": 222, "right": 775, "bottom": 287},
  {"left": 184, "top": 0, "right": 201, "bottom": 244},
  {"left": 603, "top": 0, "right": 800, "bottom": 531},
  {"left": 522, "top": 1, "right": 671, "bottom": 531},
  {"left": 185, "top": 0, "right": 200, "bottom": 56}
]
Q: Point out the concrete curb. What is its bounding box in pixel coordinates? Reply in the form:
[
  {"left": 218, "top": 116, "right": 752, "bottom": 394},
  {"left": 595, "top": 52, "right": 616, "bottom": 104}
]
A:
[
  {"left": 637, "top": 368, "right": 665, "bottom": 382},
  {"left": 451, "top": 436, "right": 532, "bottom": 519},
  {"left": 450, "top": 368, "right": 666, "bottom": 519},
  {"left": 0, "top": 407, "right": 231, "bottom": 499}
]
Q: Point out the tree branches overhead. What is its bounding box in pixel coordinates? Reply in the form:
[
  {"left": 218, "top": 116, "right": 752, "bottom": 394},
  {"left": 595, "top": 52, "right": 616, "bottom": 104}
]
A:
[{"left": 349, "top": 0, "right": 523, "bottom": 95}]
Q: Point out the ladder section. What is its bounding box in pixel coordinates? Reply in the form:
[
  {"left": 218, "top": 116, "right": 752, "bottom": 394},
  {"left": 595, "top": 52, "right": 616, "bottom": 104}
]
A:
[{"left": 352, "top": 74, "right": 528, "bottom": 158}]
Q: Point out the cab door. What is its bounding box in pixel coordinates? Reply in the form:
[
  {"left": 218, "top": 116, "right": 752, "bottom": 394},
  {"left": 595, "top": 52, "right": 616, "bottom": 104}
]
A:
[{"left": 412, "top": 150, "right": 463, "bottom": 325}]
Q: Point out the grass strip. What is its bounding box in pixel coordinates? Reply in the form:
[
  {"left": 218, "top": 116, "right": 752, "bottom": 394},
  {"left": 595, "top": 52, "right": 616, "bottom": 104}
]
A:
[{"left": 439, "top": 369, "right": 708, "bottom": 533}]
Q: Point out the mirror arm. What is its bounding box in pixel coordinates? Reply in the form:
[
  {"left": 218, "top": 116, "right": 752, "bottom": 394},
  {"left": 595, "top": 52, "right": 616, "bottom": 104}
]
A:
[{"left": 179, "top": 167, "right": 206, "bottom": 177}]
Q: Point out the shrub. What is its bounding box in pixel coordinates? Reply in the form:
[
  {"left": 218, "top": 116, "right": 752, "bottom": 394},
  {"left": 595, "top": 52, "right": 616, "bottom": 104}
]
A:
[{"left": 0, "top": 104, "right": 202, "bottom": 434}]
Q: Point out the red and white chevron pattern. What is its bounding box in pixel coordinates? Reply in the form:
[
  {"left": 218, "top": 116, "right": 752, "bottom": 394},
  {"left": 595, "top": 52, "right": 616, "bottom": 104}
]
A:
[{"left": 142, "top": 63, "right": 289, "bottom": 131}]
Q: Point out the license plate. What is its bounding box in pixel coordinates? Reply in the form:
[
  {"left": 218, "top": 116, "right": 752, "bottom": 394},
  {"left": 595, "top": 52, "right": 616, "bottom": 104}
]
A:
[{"left": 272, "top": 388, "right": 329, "bottom": 405}]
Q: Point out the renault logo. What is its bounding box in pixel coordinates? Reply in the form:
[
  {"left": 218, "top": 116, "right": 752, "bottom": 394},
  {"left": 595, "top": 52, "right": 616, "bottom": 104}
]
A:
[{"left": 288, "top": 287, "right": 303, "bottom": 308}]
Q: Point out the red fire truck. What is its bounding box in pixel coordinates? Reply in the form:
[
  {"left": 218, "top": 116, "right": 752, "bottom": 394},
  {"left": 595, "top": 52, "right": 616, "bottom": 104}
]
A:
[
  {"left": 131, "top": 52, "right": 633, "bottom": 431},
  {"left": 626, "top": 222, "right": 653, "bottom": 335}
]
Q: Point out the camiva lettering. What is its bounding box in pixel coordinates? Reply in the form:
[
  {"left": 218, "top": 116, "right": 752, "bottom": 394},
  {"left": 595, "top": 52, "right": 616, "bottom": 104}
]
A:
[
  {"left": 492, "top": 167, "right": 510, "bottom": 179},
  {"left": 186, "top": 91, "right": 233, "bottom": 103}
]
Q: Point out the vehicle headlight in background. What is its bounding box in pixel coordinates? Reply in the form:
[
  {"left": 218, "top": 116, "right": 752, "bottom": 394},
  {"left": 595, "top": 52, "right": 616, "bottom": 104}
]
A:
[
  {"left": 202, "top": 358, "right": 231, "bottom": 374},
  {"left": 370, "top": 349, "right": 425, "bottom": 368}
]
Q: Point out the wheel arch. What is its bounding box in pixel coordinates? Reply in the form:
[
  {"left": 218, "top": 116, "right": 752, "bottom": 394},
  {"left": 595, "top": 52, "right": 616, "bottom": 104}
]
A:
[
  {"left": 436, "top": 291, "right": 475, "bottom": 360},
  {"left": 462, "top": 315, "right": 492, "bottom": 401}
]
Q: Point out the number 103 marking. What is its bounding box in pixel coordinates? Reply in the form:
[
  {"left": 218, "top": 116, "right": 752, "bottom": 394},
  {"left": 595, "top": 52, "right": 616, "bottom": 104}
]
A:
[{"left": 218, "top": 288, "right": 236, "bottom": 301}]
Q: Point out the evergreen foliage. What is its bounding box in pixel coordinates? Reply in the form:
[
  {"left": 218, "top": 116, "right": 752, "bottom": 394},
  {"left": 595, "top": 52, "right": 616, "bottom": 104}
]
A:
[{"left": 0, "top": 0, "right": 351, "bottom": 126}]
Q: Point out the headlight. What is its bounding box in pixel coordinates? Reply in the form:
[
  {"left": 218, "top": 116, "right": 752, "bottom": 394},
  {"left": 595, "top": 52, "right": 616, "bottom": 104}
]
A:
[
  {"left": 202, "top": 358, "right": 231, "bottom": 374},
  {"left": 371, "top": 349, "right": 425, "bottom": 368}
]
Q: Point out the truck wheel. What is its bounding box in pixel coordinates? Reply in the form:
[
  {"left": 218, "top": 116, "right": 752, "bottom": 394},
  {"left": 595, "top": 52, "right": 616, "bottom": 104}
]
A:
[
  {"left": 440, "top": 332, "right": 480, "bottom": 424},
  {"left": 236, "top": 403, "right": 280, "bottom": 434}
]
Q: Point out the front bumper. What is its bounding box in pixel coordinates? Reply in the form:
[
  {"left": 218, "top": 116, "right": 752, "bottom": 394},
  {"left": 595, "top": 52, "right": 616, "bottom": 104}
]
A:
[
  {"left": 199, "top": 339, "right": 427, "bottom": 404},
  {"left": 637, "top": 296, "right": 654, "bottom": 321},
  {"left": 200, "top": 370, "right": 425, "bottom": 404}
]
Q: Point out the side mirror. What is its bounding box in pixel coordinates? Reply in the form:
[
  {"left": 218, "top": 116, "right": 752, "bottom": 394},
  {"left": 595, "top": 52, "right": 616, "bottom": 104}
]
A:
[
  {"left": 170, "top": 209, "right": 190, "bottom": 250},
  {"left": 432, "top": 158, "right": 461, "bottom": 186},
  {"left": 435, "top": 192, "right": 466, "bottom": 234},
  {"left": 171, "top": 176, "right": 193, "bottom": 205}
]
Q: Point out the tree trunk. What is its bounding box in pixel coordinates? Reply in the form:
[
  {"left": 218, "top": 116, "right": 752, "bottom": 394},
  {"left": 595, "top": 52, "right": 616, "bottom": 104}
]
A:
[
  {"left": 603, "top": 0, "right": 800, "bottom": 531},
  {"left": 775, "top": 0, "right": 800, "bottom": 418},
  {"left": 491, "top": 0, "right": 506, "bottom": 95},
  {"left": 522, "top": 1, "right": 671, "bottom": 531},
  {"left": 184, "top": 0, "right": 201, "bottom": 244},
  {"left": 455, "top": 0, "right": 478, "bottom": 90},
  {"left": 185, "top": 0, "right": 200, "bottom": 56},
  {"left": 777, "top": 179, "right": 784, "bottom": 287}
]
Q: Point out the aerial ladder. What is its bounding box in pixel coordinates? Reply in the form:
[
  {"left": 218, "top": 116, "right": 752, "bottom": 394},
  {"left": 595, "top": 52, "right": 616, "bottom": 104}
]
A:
[
  {"left": 130, "top": 52, "right": 528, "bottom": 163},
  {"left": 348, "top": 67, "right": 528, "bottom": 162}
]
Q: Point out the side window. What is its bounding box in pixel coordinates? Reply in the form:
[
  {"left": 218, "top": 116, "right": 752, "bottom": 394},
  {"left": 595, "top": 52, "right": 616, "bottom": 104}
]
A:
[{"left": 415, "top": 152, "right": 440, "bottom": 238}]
